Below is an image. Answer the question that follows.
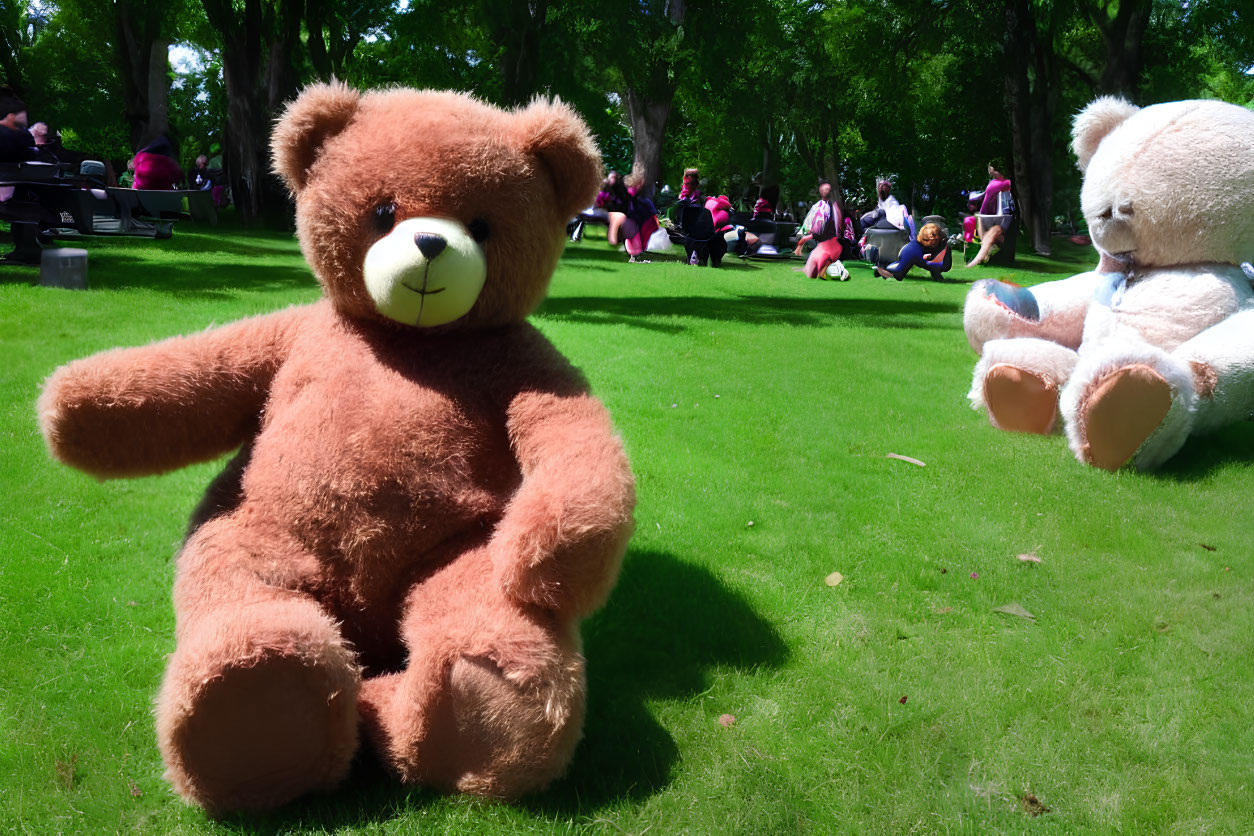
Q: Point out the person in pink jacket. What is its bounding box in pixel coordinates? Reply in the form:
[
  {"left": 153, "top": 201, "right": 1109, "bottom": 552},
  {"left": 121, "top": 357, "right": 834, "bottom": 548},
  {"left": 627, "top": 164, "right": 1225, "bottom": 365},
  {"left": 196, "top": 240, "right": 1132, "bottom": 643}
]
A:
[
  {"left": 132, "top": 137, "right": 183, "bottom": 190},
  {"left": 967, "top": 161, "right": 1014, "bottom": 266}
]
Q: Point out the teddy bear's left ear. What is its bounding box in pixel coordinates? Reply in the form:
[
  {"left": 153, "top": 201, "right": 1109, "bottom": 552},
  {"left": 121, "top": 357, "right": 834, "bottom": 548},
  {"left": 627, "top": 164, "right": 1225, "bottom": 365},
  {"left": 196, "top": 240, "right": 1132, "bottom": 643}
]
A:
[
  {"left": 512, "top": 98, "right": 603, "bottom": 221},
  {"left": 272, "top": 82, "right": 362, "bottom": 195},
  {"left": 1072, "top": 96, "right": 1140, "bottom": 172}
]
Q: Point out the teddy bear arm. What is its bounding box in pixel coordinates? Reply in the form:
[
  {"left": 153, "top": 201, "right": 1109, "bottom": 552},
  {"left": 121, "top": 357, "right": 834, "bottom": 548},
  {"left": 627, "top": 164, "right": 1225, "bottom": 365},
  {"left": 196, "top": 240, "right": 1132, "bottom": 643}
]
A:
[
  {"left": 490, "top": 389, "right": 636, "bottom": 617},
  {"left": 964, "top": 271, "right": 1106, "bottom": 354},
  {"left": 38, "top": 307, "right": 305, "bottom": 478}
]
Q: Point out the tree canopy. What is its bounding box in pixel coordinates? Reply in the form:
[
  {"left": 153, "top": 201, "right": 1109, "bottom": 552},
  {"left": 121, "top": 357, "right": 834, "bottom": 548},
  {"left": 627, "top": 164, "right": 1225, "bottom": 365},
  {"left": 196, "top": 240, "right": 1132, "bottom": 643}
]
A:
[{"left": 3, "top": 0, "right": 1250, "bottom": 234}]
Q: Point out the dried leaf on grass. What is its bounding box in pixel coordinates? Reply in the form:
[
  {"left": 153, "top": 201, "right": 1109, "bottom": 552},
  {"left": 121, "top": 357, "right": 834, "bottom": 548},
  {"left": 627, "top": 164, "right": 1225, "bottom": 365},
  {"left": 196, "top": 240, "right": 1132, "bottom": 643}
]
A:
[
  {"left": 886, "top": 453, "right": 926, "bottom": 467},
  {"left": 1019, "top": 792, "right": 1051, "bottom": 816},
  {"left": 55, "top": 755, "right": 77, "bottom": 790},
  {"left": 1200, "top": 543, "right": 1217, "bottom": 552},
  {"left": 1017, "top": 553, "right": 1042, "bottom": 564},
  {"left": 128, "top": 778, "right": 143, "bottom": 798},
  {"left": 718, "top": 714, "right": 736, "bottom": 728},
  {"left": 994, "top": 602, "right": 1036, "bottom": 621},
  {"left": 825, "top": 571, "right": 843, "bottom": 587}
]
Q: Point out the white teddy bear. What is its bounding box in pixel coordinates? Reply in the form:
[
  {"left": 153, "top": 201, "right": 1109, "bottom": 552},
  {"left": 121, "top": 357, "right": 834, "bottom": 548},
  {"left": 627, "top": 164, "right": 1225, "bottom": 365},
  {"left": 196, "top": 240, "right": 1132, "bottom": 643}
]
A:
[{"left": 963, "top": 96, "right": 1254, "bottom": 470}]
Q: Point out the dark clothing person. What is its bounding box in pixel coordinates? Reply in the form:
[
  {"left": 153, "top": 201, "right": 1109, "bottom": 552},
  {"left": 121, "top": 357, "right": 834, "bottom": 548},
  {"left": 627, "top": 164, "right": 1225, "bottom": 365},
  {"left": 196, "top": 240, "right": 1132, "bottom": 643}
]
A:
[
  {"left": 0, "top": 124, "right": 36, "bottom": 163},
  {"left": 882, "top": 239, "right": 951, "bottom": 281}
]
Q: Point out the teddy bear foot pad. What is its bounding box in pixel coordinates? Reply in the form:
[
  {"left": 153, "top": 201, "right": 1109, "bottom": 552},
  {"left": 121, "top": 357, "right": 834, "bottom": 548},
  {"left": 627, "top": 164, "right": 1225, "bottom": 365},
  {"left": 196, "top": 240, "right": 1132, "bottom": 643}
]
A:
[
  {"left": 1079, "top": 364, "right": 1172, "bottom": 471},
  {"left": 162, "top": 651, "right": 359, "bottom": 814},
  {"left": 984, "top": 364, "right": 1058, "bottom": 434}
]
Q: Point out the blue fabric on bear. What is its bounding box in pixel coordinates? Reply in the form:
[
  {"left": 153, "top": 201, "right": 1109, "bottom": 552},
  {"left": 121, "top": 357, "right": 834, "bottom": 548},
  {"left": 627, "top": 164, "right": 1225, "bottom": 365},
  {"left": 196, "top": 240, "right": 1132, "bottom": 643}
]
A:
[
  {"left": 1092, "top": 271, "right": 1128, "bottom": 308},
  {"left": 982, "top": 280, "right": 1040, "bottom": 321}
]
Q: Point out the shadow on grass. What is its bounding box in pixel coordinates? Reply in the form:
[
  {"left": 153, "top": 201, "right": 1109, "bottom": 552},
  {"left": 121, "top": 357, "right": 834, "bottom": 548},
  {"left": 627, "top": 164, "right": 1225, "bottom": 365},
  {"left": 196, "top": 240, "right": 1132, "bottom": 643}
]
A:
[
  {"left": 537, "top": 293, "right": 962, "bottom": 332},
  {"left": 1153, "top": 422, "right": 1254, "bottom": 482},
  {"left": 219, "top": 549, "right": 786, "bottom": 832},
  {"left": 562, "top": 241, "right": 762, "bottom": 271},
  {"left": 77, "top": 250, "right": 317, "bottom": 299}
]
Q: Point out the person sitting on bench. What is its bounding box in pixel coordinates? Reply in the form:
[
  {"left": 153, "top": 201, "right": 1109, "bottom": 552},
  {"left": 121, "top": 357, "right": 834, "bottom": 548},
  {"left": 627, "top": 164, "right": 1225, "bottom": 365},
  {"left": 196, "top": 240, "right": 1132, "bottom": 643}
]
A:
[
  {"left": 966, "top": 160, "right": 1013, "bottom": 266},
  {"left": 132, "top": 136, "right": 183, "bottom": 190}
]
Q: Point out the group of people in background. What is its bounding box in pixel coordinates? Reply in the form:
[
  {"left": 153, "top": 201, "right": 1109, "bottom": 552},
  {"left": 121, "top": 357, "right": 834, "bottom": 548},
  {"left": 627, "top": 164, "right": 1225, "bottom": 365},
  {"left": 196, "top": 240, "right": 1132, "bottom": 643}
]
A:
[
  {"left": 574, "top": 156, "right": 1016, "bottom": 281},
  {"left": 2, "top": 86, "right": 228, "bottom": 207}
]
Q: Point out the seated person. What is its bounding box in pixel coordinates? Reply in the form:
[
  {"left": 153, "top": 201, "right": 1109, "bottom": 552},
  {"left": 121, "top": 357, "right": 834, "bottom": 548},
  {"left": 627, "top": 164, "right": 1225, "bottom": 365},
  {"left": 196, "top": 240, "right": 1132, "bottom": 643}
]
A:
[
  {"left": 860, "top": 179, "right": 901, "bottom": 227},
  {"left": 803, "top": 181, "right": 853, "bottom": 280},
  {"left": 864, "top": 201, "right": 913, "bottom": 234},
  {"left": 117, "top": 157, "right": 136, "bottom": 189},
  {"left": 132, "top": 136, "right": 183, "bottom": 190},
  {"left": 569, "top": 172, "right": 617, "bottom": 242},
  {"left": 977, "top": 160, "right": 1012, "bottom": 214},
  {"left": 752, "top": 184, "right": 779, "bottom": 219},
  {"left": 677, "top": 167, "right": 701, "bottom": 203},
  {"left": 0, "top": 89, "right": 36, "bottom": 166},
  {"left": 876, "top": 222, "right": 951, "bottom": 281},
  {"left": 189, "top": 155, "right": 217, "bottom": 190},
  {"left": 966, "top": 161, "right": 1013, "bottom": 266},
  {"left": 607, "top": 177, "right": 660, "bottom": 263}
]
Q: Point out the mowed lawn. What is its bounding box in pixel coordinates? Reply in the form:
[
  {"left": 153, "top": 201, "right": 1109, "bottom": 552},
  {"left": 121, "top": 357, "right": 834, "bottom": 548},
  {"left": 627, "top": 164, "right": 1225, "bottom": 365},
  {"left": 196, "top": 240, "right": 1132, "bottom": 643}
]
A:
[{"left": 2, "top": 220, "right": 1252, "bottom": 834}]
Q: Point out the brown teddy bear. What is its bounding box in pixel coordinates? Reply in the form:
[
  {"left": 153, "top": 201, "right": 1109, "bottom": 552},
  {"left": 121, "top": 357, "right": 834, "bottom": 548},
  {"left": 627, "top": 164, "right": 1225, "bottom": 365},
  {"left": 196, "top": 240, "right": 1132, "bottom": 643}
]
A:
[{"left": 37, "top": 83, "right": 636, "bottom": 815}]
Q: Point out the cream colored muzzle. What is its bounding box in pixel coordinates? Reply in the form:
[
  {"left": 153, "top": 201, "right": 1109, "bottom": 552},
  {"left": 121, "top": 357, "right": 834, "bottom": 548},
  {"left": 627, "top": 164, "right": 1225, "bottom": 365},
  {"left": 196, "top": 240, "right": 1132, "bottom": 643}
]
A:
[{"left": 363, "top": 217, "right": 487, "bottom": 327}]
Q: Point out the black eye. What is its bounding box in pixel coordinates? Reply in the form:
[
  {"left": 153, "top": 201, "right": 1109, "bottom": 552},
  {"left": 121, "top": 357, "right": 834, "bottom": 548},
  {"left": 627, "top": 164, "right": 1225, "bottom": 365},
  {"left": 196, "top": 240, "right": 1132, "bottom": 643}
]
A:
[
  {"left": 468, "top": 218, "right": 491, "bottom": 243},
  {"left": 372, "top": 202, "right": 396, "bottom": 234}
]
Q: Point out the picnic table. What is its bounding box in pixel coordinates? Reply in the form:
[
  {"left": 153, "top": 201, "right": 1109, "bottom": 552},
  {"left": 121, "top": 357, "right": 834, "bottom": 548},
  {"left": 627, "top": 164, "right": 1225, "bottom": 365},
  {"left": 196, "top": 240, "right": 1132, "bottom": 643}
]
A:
[{"left": 2, "top": 161, "right": 217, "bottom": 265}]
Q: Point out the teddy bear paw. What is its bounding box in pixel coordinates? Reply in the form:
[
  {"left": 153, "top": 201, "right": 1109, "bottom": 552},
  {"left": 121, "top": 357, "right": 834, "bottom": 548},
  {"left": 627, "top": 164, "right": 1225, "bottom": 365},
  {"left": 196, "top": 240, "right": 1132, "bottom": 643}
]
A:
[
  {"left": 1076, "top": 364, "right": 1173, "bottom": 471},
  {"left": 983, "top": 363, "right": 1059, "bottom": 434},
  {"left": 360, "top": 653, "right": 584, "bottom": 798},
  {"left": 157, "top": 647, "right": 360, "bottom": 814}
]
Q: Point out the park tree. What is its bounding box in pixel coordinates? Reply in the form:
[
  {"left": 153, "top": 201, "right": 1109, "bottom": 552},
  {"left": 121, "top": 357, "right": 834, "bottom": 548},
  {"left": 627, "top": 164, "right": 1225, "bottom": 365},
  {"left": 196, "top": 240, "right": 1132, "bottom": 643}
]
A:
[
  {"left": 1001, "top": 0, "right": 1065, "bottom": 255},
  {"left": 0, "top": 0, "right": 48, "bottom": 95},
  {"left": 603, "top": 0, "right": 689, "bottom": 196}
]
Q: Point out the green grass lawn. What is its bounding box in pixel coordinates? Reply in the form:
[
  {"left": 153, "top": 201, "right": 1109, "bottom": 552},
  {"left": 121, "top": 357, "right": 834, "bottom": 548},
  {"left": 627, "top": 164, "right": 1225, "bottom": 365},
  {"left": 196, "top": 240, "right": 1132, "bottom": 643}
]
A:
[{"left": 2, "top": 221, "right": 1252, "bottom": 834}]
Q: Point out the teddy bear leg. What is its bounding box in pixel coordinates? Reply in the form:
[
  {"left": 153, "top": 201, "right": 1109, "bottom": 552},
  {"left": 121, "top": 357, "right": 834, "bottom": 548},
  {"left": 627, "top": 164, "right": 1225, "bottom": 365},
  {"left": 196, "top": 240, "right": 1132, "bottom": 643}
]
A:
[
  {"left": 1060, "top": 340, "right": 1197, "bottom": 471},
  {"left": 359, "top": 547, "right": 585, "bottom": 798},
  {"left": 154, "top": 518, "right": 361, "bottom": 815},
  {"left": 969, "top": 338, "right": 1079, "bottom": 434},
  {"left": 1171, "top": 310, "right": 1254, "bottom": 436}
]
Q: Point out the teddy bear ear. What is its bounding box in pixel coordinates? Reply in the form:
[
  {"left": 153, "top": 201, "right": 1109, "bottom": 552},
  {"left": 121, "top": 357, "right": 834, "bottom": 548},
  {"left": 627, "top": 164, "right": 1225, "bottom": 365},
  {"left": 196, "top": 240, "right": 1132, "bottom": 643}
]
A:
[
  {"left": 1072, "top": 96, "right": 1141, "bottom": 172},
  {"left": 512, "top": 98, "right": 603, "bottom": 221},
  {"left": 272, "top": 81, "right": 362, "bottom": 194}
]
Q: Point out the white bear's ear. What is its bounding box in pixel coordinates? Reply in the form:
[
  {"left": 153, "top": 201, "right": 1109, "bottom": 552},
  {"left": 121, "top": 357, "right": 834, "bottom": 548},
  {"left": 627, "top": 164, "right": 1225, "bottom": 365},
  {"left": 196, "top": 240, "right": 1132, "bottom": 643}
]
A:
[
  {"left": 512, "top": 97, "right": 603, "bottom": 221},
  {"left": 272, "top": 82, "right": 362, "bottom": 195},
  {"left": 1072, "top": 96, "right": 1140, "bottom": 172}
]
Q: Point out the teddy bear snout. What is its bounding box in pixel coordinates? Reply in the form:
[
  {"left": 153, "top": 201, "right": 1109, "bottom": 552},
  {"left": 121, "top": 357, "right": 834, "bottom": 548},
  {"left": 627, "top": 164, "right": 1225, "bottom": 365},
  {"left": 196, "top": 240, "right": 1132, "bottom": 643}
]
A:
[{"left": 415, "top": 233, "right": 448, "bottom": 261}]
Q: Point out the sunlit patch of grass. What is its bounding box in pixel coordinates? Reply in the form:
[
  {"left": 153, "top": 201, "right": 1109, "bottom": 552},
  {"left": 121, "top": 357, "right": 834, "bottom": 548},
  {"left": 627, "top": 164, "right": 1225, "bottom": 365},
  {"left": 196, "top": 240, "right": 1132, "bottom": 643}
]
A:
[{"left": 2, "top": 221, "right": 1252, "bottom": 832}]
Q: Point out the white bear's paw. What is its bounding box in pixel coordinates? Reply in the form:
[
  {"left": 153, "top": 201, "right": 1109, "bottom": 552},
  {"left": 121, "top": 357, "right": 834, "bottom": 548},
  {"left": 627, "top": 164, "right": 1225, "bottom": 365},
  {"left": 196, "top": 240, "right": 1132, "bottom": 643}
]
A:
[
  {"left": 1075, "top": 364, "right": 1173, "bottom": 470},
  {"left": 983, "top": 364, "right": 1060, "bottom": 434}
]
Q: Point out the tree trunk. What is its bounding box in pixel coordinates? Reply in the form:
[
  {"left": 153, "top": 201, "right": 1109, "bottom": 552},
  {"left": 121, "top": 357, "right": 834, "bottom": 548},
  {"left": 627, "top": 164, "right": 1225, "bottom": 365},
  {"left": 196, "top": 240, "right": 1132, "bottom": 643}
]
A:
[
  {"left": 113, "top": 0, "right": 166, "bottom": 151},
  {"left": 203, "top": 0, "right": 303, "bottom": 224},
  {"left": 490, "top": 0, "right": 548, "bottom": 106},
  {"left": 1093, "top": 0, "right": 1151, "bottom": 97},
  {"left": 623, "top": 87, "right": 671, "bottom": 199},
  {"left": 140, "top": 36, "right": 170, "bottom": 149},
  {"left": 1002, "top": 0, "right": 1056, "bottom": 256}
]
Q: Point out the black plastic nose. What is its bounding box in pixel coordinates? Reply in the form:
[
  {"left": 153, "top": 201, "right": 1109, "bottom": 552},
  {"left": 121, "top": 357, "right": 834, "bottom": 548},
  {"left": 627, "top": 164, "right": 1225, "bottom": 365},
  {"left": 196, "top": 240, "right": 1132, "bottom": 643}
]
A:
[{"left": 415, "top": 233, "right": 447, "bottom": 260}]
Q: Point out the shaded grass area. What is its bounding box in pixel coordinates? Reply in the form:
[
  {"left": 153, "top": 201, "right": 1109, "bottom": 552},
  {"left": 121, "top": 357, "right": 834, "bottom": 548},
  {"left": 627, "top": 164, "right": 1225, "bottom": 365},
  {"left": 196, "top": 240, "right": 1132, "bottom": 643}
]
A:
[{"left": 2, "top": 223, "right": 1253, "bottom": 833}]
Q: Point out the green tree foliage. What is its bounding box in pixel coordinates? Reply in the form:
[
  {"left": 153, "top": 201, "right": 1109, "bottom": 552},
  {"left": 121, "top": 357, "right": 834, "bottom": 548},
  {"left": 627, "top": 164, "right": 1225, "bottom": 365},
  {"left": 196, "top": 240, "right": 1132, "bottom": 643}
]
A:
[{"left": 4, "top": 0, "right": 1249, "bottom": 227}]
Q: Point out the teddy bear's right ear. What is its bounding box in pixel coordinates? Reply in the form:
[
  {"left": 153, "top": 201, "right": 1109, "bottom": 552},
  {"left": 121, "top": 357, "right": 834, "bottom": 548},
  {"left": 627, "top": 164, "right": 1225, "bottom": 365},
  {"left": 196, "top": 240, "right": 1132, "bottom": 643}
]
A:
[
  {"left": 272, "top": 82, "right": 362, "bottom": 194},
  {"left": 512, "top": 97, "right": 603, "bottom": 221},
  {"left": 1072, "top": 96, "right": 1140, "bottom": 172}
]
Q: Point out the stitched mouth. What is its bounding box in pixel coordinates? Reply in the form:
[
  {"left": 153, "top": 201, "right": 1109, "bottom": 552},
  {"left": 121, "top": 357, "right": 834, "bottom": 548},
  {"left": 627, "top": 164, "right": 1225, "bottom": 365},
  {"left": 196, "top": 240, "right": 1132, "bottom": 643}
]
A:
[{"left": 401, "top": 281, "right": 445, "bottom": 296}]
